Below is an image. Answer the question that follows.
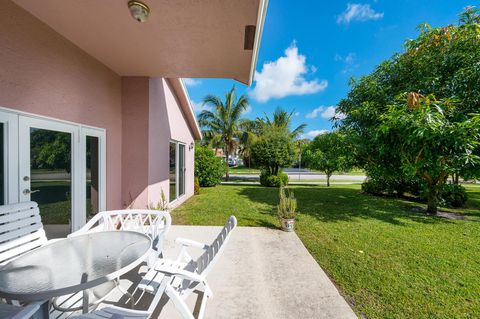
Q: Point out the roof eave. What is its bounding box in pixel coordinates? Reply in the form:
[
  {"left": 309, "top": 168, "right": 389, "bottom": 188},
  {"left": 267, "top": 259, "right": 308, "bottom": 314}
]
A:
[{"left": 246, "top": 0, "right": 268, "bottom": 86}]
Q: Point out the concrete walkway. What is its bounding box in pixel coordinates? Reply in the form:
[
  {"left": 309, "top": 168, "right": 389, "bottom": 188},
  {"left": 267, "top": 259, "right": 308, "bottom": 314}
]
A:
[{"left": 158, "top": 226, "right": 357, "bottom": 319}]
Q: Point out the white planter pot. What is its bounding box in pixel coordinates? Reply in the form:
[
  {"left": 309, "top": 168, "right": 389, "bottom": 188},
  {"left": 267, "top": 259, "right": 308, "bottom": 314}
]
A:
[{"left": 281, "top": 218, "right": 295, "bottom": 232}]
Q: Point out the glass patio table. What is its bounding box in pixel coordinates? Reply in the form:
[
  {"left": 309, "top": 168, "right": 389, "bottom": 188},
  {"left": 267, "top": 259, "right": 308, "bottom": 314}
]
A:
[{"left": 0, "top": 230, "right": 152, "bottom": 318}]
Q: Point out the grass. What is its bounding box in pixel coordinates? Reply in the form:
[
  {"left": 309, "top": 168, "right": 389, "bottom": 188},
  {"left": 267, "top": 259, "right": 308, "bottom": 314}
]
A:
[
  {"left": 173, "top": 184, "right": 480, "bottom": 318},
  {"left": 228, "top": 166, "right": 260, "bottom": 174}
]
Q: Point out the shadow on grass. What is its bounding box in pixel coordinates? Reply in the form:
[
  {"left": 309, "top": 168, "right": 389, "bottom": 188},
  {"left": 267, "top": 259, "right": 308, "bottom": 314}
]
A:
[{"left": 238, "top": 185, "right": 455, "bottom": 226}]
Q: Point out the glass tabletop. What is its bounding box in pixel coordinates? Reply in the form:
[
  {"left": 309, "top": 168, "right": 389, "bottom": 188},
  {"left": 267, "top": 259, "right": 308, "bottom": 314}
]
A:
[{"left": 0, "top": 231, "right": 151, "bottom": 301}]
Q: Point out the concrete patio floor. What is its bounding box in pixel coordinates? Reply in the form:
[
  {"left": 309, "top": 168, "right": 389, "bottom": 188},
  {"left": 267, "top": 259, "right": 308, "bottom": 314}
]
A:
[
  {"left": 156, "top": 225, "right": 356, "bottom": 319},
  {"left": 54, "top": 226, "right": 357, "bottom": 318}
]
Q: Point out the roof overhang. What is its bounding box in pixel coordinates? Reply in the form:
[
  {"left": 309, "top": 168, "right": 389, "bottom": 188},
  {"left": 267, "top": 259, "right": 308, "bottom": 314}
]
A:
[{"left": 12, "top": 0, "right": 268, "bottom": 85}]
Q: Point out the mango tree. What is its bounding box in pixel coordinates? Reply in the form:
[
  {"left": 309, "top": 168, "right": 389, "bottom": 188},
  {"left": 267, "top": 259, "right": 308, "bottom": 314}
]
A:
[{"left": 377, "top": 93, "right": 480, "bottom": 214}]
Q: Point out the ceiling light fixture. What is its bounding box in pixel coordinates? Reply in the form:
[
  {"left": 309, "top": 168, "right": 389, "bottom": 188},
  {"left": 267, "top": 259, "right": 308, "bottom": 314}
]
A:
[{"left": 128, "top": 1, "right": 150, "bottom": 23}]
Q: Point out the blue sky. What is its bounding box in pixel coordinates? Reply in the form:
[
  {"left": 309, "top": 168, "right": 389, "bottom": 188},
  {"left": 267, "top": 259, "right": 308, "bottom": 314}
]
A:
[{"left": 184, "top": 0, "right": 475, "bottom": 139}]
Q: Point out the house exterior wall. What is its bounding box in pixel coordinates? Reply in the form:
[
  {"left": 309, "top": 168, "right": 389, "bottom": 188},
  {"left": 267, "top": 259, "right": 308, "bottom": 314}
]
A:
[
  {"left": 122, "top": 78, "right": 195, "bottom": 209},
  {"left": 0, "top": 0, "right": 123, "bottom": 209},
  {"left": 0, "top": 1, "right": 197, "bottom": 214},
  {"left": 152, "top": 78, "right": 195, "bottom": 208}
]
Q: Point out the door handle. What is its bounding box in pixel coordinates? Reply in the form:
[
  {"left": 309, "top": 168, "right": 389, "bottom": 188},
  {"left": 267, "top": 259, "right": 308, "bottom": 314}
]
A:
[{"left": 23, "top": 189, "right": 40, "bottom": 195}]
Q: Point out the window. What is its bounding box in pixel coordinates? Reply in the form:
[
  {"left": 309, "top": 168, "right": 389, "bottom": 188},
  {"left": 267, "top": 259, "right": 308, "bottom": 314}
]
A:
[{"left": 169, "top": 141, "right": 186, "bottom": 202}]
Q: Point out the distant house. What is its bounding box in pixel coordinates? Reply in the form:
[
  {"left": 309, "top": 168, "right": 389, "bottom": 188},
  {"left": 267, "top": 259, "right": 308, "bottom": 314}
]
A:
[{"left": 0, "top": 0, "right": 267, "bottom": 235}]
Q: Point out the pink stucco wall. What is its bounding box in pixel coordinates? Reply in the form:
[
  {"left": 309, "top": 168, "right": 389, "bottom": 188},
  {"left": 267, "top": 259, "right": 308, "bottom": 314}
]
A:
[
  {"left": 121, "top": 77, "right": 150, "bottom": 207},
  {"left": 122, "top": 78, "right": 195, "bottom": 209},
  {"left": 0, "top": 0, "right": 123, "bottom": 209},
  {"left": 0, "top": 2, "right": 197, "bottom": 213}
]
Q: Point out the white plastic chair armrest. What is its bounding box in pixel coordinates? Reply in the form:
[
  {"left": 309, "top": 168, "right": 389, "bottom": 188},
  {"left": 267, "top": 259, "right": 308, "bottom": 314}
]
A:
[
  {"left": 175, "top": 237, "right": 209, "bottom": 249},
  {"left": 154, "top": 262, "right": 203, "bottom": 283},
  {"left": 11, "top": 301, "right": 43, "bottom": 319}
]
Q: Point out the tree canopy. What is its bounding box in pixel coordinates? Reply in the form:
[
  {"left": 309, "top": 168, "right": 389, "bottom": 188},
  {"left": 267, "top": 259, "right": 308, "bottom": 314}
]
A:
[
  {"left": 251, "top": 127, "right": 296, "bottom": 176},
  {"left": 302, "top": 132, "right": 352, "bottom": 186},
  {"left": 336, "top": 7, "right": 480, "bottom": 214}
]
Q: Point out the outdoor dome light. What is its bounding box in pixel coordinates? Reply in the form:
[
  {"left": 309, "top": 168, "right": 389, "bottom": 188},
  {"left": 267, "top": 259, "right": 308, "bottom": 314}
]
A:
[{"left": 128, "top": 1, "right": 150, "bottom": 23}]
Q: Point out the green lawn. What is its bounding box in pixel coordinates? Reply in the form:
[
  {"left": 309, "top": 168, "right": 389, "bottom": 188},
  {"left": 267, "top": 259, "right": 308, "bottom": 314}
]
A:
[
  {"left": 228, "top": 166, "right": 260, "bottom": 174},
  {"left": 173, "top": 184, "right": 480, "bottom": 318}
]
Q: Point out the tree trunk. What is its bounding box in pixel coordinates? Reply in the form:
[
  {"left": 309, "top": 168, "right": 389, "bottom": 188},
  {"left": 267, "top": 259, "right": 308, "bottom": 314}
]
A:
[
  {"left": 225, "top": 148, "right": 230, "bottom": 181},
  {"left": 454, "top": 173, "right": 459, "bottom": 184},
  {"left": 426, "top": 184, "right": 438, "bottom": 215},
  {"left": 326, "top": 173, "right": 331, "bottom": 187}
]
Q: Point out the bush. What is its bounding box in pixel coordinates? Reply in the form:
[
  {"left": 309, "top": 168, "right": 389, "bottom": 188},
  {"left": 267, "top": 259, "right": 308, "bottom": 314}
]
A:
[
  {"left": 260, "top": 170, "right": 289, "bottom": 187},
  {"left": 438, "top": 184, "right": 468, "bottom": 208},
  {"left": 194, "top": 146, "right": 226, "bottom": 187},
  {"left": 361, "top": 176, "right": 423, "bottom": 196}
]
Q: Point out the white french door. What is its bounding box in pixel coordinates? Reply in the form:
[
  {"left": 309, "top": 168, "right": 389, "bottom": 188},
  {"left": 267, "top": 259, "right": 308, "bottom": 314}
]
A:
[{"left": 0, "top": 108, "right": 106, "bottom": 233}]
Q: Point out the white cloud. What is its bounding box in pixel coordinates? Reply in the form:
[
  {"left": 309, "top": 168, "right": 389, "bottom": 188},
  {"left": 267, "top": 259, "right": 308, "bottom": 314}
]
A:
[
  {"left": 306, "top": 106, "right": 325, "bottom": 119},
  {"left": 183, "top": 78, "right": 201, "bottom": 86},
  {"left": 191, "top": 100, "right": 211, "bottom": 113},
  {"left": 294, "top": 112, "right": 300, "bottom": 117},
  {"left": 337, "top": 3, "right": 384, "bottom": 24},
  {"left": 335, "top": 53, "right": 358, "bottom": 74},
  {"left": 306, "top": 105, "right": 346, "bottom": 120},
  {"left": 321, "top": 106, "right": 337, "bottom": 119},
  {"left": 250, "top": 42, "right": 328, "bottom": 103},
  {"left": 304, "top": 130, "right": 329, "bottom": 139}
]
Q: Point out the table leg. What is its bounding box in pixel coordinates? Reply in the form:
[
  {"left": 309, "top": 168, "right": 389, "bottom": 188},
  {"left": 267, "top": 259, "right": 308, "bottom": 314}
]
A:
[
  {"left": 114, "top": 279, "right": 135, "bottom": 309},
  {"left": 82, "top": 289, "right": 90, "bottom": 314},
  {"left": 32, "top": 300, "right": 49, "bottom": 319}
]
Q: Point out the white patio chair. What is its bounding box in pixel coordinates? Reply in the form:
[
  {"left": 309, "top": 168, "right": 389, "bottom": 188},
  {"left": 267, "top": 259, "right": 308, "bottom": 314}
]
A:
[
  {"left": 52, "top": 209, "right": 171, "bottom": 313},
  {"left": 0, "top": 201, "right": 49, "bottom": 266},
  {"left": 72, "top": 216, "right": 237, "bottom": 319},
  {"left": 137, "top": 215, "right": 237, "bottom": 319},
  {"left": 0, "top": 301, "right": 43, "bottom": 319}
]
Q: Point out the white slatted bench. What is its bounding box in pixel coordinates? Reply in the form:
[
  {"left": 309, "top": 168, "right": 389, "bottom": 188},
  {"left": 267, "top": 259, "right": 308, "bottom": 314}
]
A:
[
  {"left": 0, "top": 201, "right": 52, "bottom": 318},
  {"left": 0, "top": 301, "right": 43, "bottom": 319},
  {"left": 0, "top": 201, "right": 49, "bottom": 266}
]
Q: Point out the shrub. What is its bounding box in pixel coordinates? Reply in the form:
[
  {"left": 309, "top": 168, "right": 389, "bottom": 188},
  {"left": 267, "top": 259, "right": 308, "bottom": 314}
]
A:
[
  {"left": 361, "top": 176, "right": 423, "bottom": 196},
  {"left": 260, "top": 170, "right": 289, "bottom": 187},
  {"left": 194, "top": 146, "right": 226, "bottom": 187},
  {"left": 438, "top": 184, "right": 468, "bottom": 208}
]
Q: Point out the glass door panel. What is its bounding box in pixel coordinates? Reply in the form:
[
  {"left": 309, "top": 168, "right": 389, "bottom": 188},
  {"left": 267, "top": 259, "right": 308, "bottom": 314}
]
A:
[
  {"left": 30, "top": 128, "right": 72, "bottom": 234},
  {"left": 169, "top": 142, "right": 176, "bottom": 202}
]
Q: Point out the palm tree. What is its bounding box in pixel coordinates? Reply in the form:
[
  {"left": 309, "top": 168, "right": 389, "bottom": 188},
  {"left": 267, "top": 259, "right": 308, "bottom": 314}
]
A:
[
  {"left": 257, "top": 108, "right": 306, "bottom": 139},
  {"left": 198, "top": 86, "right": 249, "bottom": 180}
]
